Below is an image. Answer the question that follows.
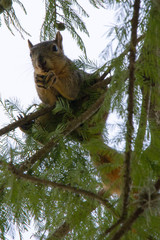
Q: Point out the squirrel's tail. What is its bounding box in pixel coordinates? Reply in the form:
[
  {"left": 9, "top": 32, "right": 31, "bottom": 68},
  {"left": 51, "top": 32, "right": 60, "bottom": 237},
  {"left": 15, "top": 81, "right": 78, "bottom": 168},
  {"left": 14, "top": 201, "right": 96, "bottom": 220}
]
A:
[{"left": 85, "top": 136, "right": 123, "bottom": 195}]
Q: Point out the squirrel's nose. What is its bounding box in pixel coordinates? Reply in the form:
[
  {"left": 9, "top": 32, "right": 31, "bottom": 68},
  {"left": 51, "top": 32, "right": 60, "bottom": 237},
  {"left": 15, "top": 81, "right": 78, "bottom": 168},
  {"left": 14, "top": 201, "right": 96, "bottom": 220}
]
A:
[{"left": 38, "top": 54, "right": 46, "bottom": 69}]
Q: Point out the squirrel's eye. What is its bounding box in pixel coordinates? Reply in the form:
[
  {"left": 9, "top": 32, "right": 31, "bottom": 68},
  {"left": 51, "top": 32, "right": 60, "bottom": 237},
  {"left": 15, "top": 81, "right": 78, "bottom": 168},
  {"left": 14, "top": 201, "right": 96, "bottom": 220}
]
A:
[{"left": 52, "top": 45, "right": 58, "bottom": 52}]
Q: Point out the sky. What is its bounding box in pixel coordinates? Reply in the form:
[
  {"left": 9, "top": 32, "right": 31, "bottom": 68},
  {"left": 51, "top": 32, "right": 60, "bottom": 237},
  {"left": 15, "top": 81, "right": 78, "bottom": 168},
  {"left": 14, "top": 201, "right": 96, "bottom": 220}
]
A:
[{"left": 0, "top": 1, "right": 117, "bottom": 239}]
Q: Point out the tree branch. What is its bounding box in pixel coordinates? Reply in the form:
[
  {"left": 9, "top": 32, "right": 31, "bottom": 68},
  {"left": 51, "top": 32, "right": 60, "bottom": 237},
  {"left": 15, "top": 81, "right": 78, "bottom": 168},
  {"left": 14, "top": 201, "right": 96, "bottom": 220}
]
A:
[
  {"left": 99, "top": 218, "right": 123, "bottom": 239},
  {"left": 122, "top": 0, "right": 141, "bottom": 217},
  {"left": 19, "top": 93, "right": 106, "bottom": 172},
  {"left": 101, "top": 177, "right": 160, "bottom": 239},
  {"left": 47, "top": 189, "right": 106, "bottom": 240},
  {"left": 134, "top": 85, "right": 151, "bottom": 153},
  {"left": 47, "top": 222, "right": 70, "bottom": 240},
  {"left": 8, "top": 163, "right": 118, "bottom": 216},
  {"left": 97, "top": 34, "right": 144, "bottom": 85},
  {"left": 0, "top": 71, "right": 111, "bottom": 138},
  {"left": 110, "top": 207, "right": 144, "bottom": 240},
  {"left": 0, "top": 105, "right": 54, "bottom": 137},
  {"left": 91, "top": 77, "right": 111, "bottom": 90}
]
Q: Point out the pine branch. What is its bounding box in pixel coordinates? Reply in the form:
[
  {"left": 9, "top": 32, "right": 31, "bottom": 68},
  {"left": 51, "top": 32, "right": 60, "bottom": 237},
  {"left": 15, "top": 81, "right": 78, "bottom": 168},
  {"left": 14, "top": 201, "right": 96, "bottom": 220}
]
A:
[
  {"left": 110, "top": 178, "right": 160, "bottom": 240},
  {"left": 101, "top": 177, "right": 160, "bottom": 239},
  {"left": 41, "top": 0, "right": 89, "bottom": 53},
  {"left": 116, "top": 34, "right": 144, "bottom": 60},
  {"left": 3, "top": 6, "right": 30, "bottom": 38},
  {"left": 18, "top": 93, "right": 106, "bottom": 172},
  {"left": 110, "top": 207, "right": 144, "bottom": 240},
  {"left": 46, "top": 189, "right": 106, "bottom": 240},
  {"left": 90, "top": 35, "right": 144, "bottom": 90},
  {"left": 0, "top": 105, "right": 54, "bottom": 137},
  {"left": 8, "top": 163, "right": 117, "bottom": 215},
  {"left": 122, "top": 0, "right": 141, "bottom": 217},
  {"left": 134, "top": 85, "right": 151, "bottom": 153},
  {"left": 47, "top": 222, "right": 70, "bottom": 240},
  {"left": 98, "top": 218, "right": 123, "bottom": 239},
  {"left": 91, "top": 77, "right": 112, "bottom": 90},
  {"left": 94, "top": 34, "right": 144, "bottom": 91}
]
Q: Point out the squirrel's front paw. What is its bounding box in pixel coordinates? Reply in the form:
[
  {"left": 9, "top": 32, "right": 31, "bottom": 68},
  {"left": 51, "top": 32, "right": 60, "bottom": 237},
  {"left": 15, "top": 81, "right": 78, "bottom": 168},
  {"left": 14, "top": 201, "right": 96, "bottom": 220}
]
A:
[
  {"left": 35, "top": 72, "right": 57, "bottom": 89},
  {"left": 35, "top": 74, "right": 46, "bottom": 89},
  {"left": 45, "top": 71, "right": 57, "bottom": 89}
]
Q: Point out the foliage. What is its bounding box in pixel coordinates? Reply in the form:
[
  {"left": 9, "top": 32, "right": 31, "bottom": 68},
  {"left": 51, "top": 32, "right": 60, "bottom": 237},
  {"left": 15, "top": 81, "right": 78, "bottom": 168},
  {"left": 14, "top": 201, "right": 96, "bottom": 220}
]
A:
[
  {"left": 1, "top": 0, "right": 160, "bottom": 239},
  {"left": 0, "top": 0, "right": 30, "bottom": 38},
  {"left": 40, "top": 0, "right": 107, "bottom": 53}
]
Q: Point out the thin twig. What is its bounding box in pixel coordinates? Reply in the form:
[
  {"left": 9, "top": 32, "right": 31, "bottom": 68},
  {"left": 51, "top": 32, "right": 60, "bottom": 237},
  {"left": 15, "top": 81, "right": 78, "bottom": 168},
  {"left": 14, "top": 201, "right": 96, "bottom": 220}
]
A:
[
  {"left": 99, "top": 66, "right": 112, "bottom": 82},
  {"left": 134, "top": 85, "right": 151, "bottom": 153}
]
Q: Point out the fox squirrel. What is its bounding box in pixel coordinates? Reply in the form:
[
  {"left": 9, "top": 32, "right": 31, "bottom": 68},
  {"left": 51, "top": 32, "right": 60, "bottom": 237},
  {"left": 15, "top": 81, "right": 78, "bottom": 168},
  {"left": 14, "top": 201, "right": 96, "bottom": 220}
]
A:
[
  {"left": 26, "top": 31, "right": 122, "bottom": 195},
  {"left": 28, "top": 31, "right": 85, "bottom": 106}
]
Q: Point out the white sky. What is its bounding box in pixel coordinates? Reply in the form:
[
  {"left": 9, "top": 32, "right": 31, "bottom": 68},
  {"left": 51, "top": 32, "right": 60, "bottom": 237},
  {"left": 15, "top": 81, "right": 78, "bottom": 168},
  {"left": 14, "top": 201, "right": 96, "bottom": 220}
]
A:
[{"left": 0, "top": 1, "right": 117, "bottom": 239}]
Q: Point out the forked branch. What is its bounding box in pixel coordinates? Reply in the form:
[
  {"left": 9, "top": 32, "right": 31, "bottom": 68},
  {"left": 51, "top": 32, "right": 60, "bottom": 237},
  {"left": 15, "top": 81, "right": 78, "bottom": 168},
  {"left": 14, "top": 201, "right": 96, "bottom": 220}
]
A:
[{"left": 101, "top": 177, "right": 160, "bottom": 240}]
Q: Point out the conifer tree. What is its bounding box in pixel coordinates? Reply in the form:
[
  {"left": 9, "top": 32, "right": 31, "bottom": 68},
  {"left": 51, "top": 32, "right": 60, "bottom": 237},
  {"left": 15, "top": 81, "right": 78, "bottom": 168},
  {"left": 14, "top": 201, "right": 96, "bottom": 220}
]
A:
[{"left": 1, "top": 0, "right": 160, "bottom": 239}]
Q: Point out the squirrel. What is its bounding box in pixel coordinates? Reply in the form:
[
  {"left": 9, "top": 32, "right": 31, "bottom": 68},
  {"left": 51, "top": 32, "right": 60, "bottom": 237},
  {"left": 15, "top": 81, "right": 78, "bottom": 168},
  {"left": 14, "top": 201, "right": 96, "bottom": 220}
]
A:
[
  {"left": 26, "top": 31, "right": 122, "bottom": 195},
  {"left": 28, "top": 31, "right": 85, "bottom": 106}
]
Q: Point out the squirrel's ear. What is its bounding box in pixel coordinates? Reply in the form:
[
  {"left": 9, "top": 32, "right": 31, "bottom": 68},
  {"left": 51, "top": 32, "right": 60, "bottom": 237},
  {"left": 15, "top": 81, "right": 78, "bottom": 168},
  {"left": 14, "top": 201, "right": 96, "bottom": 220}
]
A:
[
  {"left": 55, "top": 31, "right": 63, "bottom": 52},
  {"left": 28, "top": 39, "right": 33, "bottom": 49}
]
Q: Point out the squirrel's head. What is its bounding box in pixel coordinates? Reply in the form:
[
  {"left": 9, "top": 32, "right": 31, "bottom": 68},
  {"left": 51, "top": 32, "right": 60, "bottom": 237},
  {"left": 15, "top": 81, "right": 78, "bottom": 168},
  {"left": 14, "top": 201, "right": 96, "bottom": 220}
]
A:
[{"left": 28, "top": 31, "right": 64, "bottom": 75}]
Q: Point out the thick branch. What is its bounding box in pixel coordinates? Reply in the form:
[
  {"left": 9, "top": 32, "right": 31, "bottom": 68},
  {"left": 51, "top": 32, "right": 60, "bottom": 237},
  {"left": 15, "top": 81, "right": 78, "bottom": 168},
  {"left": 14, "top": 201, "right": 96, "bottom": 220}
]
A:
[
  {"left": 123, "top": 0, "right": 140, "bottom": 217},
  {"left": 0, "top": 105, "right": 54, "bottom": 137}
]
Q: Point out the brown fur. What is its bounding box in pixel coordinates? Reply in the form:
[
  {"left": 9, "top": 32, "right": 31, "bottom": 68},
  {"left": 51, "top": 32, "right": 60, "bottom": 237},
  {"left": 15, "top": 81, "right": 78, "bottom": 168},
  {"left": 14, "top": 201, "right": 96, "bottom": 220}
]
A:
[
  {"left": 28, "top": 32, "right": 122, "bottom": 195},
  {"left": 28, "top": 31, "right": 84, "bottom": 106}
]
